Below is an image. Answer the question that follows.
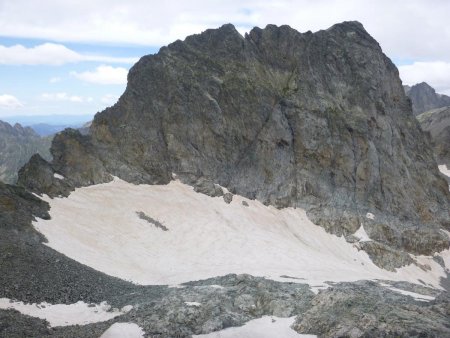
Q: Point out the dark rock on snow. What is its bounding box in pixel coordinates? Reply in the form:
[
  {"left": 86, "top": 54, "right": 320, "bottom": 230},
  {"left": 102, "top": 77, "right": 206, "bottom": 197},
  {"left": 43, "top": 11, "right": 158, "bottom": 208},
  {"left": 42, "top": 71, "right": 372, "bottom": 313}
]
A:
[{"left": 223, "top": 192, "right": 233, "bottom": 204}]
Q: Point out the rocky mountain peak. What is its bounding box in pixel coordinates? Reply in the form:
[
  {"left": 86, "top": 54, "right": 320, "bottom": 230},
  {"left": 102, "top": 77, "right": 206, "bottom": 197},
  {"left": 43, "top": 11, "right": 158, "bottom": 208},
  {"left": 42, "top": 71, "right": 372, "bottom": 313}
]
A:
[
  {"left": 406, "top": 82, "right": 450, "bottom": 115},
  {"left": 18, "top": 22, "right": 450, "bottom": 268}
]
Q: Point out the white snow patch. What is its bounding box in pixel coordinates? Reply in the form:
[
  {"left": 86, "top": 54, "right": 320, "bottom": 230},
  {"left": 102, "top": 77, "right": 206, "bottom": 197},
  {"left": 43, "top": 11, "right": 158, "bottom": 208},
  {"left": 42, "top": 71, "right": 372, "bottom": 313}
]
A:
[
  {"left": 438, "top": 164, "right": 450, "bottom": 178},
  {"left": 366, "top": 212, "right": 375, "bottom": 220},
  {"left": 206, "top": 285, "right": 224, "bottom": 289},
  {"left": 353, "top": 224, "right": 371, "bottom": 242},
  {"left": 33, "top": 178, "right": 449, "bottom": 289},
  {"left": 387, "top": 287, "right": 435, "bottom": 302},
  {"left": 121, "top": 305, "right": 133, "bottom": 312},
  {"left": 32, "top": 192, "right": 43, "bottom": 199},
  {"left": 100, "top": 323, "right": 144, "bottom": 338},
  {"left": 0, "top": 299, "right": 131, "bottom": 327},
  {"left": 378, "top": 283, "right": 435, "bottom": 302},
  {"left": 185, "top": 301, "right": 201, "bottom": 307},
  {"left": 53, "top": 173, "right": 65, "bottom": 180},
  {"left": 168, "top": 284, "right": 186, "bottom": 289},
  {"left": 309, "top": 285, "right": 329, "bottom": 294},
  {"left": 193, "top": 316, "right": 316, "bottom": 338}
]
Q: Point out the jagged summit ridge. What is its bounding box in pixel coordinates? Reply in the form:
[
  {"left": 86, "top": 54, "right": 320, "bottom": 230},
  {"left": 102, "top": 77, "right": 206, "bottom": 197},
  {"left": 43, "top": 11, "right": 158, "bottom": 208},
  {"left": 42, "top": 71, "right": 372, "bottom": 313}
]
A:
[{"left": 19, "top": 22, "right": 450, "bottom": 267}]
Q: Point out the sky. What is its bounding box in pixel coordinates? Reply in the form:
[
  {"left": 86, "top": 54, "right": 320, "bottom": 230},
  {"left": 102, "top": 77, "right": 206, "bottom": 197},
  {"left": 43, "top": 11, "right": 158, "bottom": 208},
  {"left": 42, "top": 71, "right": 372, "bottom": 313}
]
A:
[{"left": 1, "top": 0, "right": 450, "bottom": 124}]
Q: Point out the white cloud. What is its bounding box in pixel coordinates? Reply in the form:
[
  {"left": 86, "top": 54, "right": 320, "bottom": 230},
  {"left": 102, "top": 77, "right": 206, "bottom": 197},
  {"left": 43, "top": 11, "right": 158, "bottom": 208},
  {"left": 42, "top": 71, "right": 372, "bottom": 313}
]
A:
[
  {"left": 101, "top": 94, "right": 119, "bottom": 105},
  {"left": 0, "top": 94, "right": 23, "bottom": 109},
  {"left": 399, "top": 61, "right": 450, "bottom": 95},
  {"left": 71, "top": 65, "right": 128, "bottom": 85},
  {"left": 0, "top": 43, "right": 138, "bottom": 66},
  {"left": 0, "top": 0, "right": 450, "bottom": 63},
  {"left": 49, "top": 76, "right": 61, "bottom": 83},
  {"left": 40, "top": 92, "right": 93, "bottom": 103}
]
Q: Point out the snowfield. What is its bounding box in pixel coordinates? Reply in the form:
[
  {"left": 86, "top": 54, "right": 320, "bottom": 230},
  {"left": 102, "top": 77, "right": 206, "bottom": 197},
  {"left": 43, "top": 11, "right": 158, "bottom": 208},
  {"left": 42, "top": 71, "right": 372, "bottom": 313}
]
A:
[
  {"left": 33, "top": 177, "right": 449, "bottom": 289},
  {"left": 0, "top": 299, "right": 131, "bottom": 327},
  {"left": 193, "top": 316, "right": 316, "bottom": 338}
]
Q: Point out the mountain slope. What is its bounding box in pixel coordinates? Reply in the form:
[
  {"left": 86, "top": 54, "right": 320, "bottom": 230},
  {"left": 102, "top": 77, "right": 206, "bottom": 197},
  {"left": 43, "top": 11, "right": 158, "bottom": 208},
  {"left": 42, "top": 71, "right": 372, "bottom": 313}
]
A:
[
  {"left": 20, "top": 22, "right": 449, "bottom": 267},
  {"left": 405, "top": 82, "right": 450, "bottom": 115},
  {"left": 0, "top": 120, "right": 51, "bottom": 184}
]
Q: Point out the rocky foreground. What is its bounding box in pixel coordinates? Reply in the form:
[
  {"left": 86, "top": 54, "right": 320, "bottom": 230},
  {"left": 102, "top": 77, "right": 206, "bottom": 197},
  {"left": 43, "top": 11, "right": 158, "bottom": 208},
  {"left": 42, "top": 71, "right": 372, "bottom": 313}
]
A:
[{"left": 1, "top": 21, "right": 450, "bottom": 337}]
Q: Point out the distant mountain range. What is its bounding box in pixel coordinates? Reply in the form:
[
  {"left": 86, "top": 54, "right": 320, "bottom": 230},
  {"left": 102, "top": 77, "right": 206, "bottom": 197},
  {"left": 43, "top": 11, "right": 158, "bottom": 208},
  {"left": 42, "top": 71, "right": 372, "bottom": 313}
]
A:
[
  {"left": 0, "top": 120, "right": 51, "bottom": 183},
  {"left": 404, "top": 82, "right": 450, "bottom": 115},
  {"left": 1, "top": 114, "right": 93, "bottom": 136}
]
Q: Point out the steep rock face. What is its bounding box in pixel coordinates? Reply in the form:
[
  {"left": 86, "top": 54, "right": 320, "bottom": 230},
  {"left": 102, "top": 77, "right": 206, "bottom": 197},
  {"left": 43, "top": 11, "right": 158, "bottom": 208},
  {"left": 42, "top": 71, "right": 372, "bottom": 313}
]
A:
[
  {"left": 19, "top": 22, "right": 450, "bottom": 265},
  {"left": 0, "top": 121, "right": 51, "bottom": 184},
  {"left": 417, "top": 106, "right": 450, "bottom": 167},
  {"left": 406, "top": 82, "right": 450, "bottom": 115}
]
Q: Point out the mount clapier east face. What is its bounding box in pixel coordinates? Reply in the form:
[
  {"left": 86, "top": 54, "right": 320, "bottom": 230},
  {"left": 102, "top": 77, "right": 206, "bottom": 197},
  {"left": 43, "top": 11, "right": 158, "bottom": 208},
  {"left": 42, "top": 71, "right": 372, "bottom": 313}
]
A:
[
  {"left": 20, "top": 21, "right": 450, "bottom": 267},
  {"left": 1, "top": 21, "right": 450, "bottom": 337}
]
